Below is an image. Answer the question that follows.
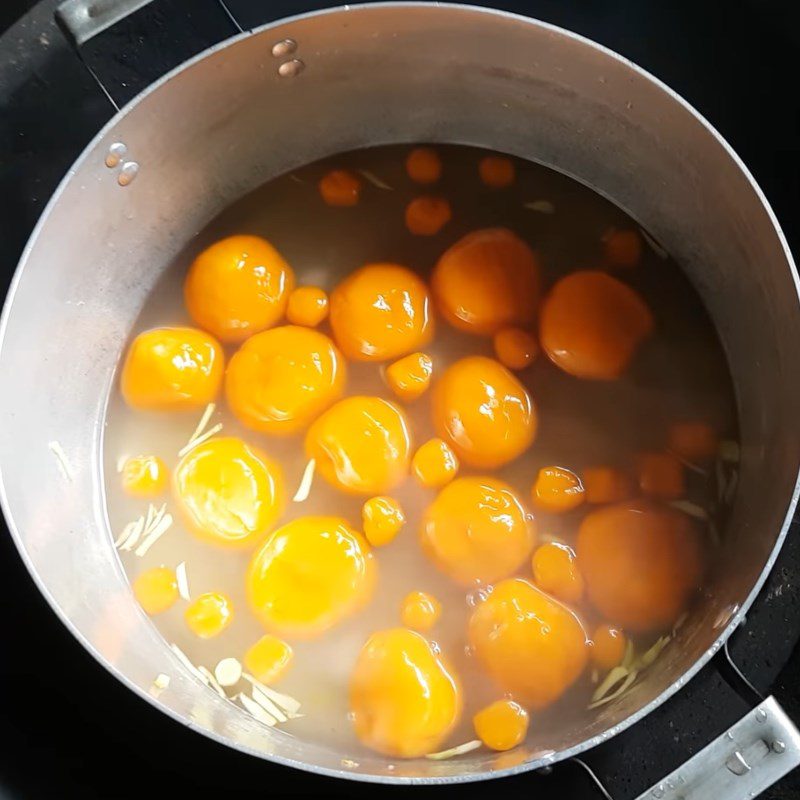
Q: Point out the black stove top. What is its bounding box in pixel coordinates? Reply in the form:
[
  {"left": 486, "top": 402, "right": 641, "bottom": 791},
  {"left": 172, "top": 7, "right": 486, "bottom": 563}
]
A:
[{"left": 1, "top": 1, "right": 799, "bottom": 797}]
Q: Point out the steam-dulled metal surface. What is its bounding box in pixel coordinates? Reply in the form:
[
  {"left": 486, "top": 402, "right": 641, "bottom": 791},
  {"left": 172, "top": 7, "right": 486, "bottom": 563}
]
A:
[{"left": 1, "top": 1, "right": 799, "bottom": 798}]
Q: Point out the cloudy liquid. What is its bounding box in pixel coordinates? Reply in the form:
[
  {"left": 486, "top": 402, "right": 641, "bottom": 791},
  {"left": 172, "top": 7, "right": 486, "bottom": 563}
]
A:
[{"left": 103, "top": 144, "right": 737, "bottom": 755}]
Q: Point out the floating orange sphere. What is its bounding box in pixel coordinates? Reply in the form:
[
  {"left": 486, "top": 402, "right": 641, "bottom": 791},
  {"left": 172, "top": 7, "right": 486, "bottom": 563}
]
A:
[
  {"left": 121, "top": 455, "right": 168, "bottom": 497},
  {"left": 532, "top": 542, "right": 584, "bottom": 605},
  {"left": 286, "top": 286, "right": 329, "bottom": 327},
  {"left": 247, "top": 516, "right": 376, "bottom": 639},
  {"left": 668, "top": 421, "right": 718, "bottom": 461},
  {"left": 493, "top": 327, "right": 539, "bottom": 370},
  {"left": 531, "top": 466, "right": 584, "bottom": 513},
  {"left": 244, "top": 634, "right": 294, "bottom": 684},
  {"left": 173, "top": 436, "right": 284, "bottom": 548},
  {"left": 121, "top": 326, "right": 223, "bottom": 411},
  {"left": 405, "top": 147, "right": 442, "bottom": 184},
  {"left": 603, "top": 228, "right": 643, "bottom": 268},
  {"left": 590, "top": 624, "right": 628, "bottom": 670},
  {"left": 432, "top": 228, "right": 542, "bottom": 336},
  {"left": 305, "top": 396, "right": 411, "bottom": 495},
  {"left": 329, "top": 263, "right": 433, "bottom": 362},
  {"left": 539, "top": 270, "right": 654, "bottom": 380},
  {"left": 421, "top": 477, "right": 534, "bottom": 585},
  {"left": 577, "top": 501, "right": 703, "bottom": 632},
  {"left": 478, "top": 155, "right": 515, "bottom": 189},
  {"left": 362, "top": 496, "right": 406, "bottom": 547},
  {"left": 385, "top": 352, "right": 433, "bottom": 402},
  {"left": 469, "top": 578, "right": 588, "bottom": 710},
  {"left": 133, "top": 567, "right": 178, "bottom": 615},
  {"left": 350, "top": 628, "right": 461, "bottom": 757},
  {"left": 405, "top": 196, "right": 452, "bottom": 236},
  {"left": 225, "top": 325, "right": 345, "bottom": 435},
  {"left": 412, "top": 438, "right": 459, "bottom": 489},
  {"left": 184, "top": 235, "right": 294, "bottom": 343},
  {"left": 185, "top": 591, "right": 233, "bottom": 639},
  {"left": 400, "top": 591, "right": 441, "bottom": 632},
  {"left": 432, "top": 355, "right": 536, "bottom": 468},
  {"left": 473, "top": 700, "right": 529, "bottom": 751},
  {"left": 582, "top": 466, "right": 633, "bottom": 505},
  {"left": 637, "top": 452, "right": 685, "bottom": 500},
  {"left": 319, "top": 169, "right": 362, "bottom": 206}
]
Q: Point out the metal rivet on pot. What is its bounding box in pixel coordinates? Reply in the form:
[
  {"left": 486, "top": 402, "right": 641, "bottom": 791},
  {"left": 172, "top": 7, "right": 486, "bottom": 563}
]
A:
[
  {"left": 105, "top": 142, "right": 127, "bottom": 168},
  {"left": 117, "top": 161, "right": 139, "bottom": 186},
  {"left": 773, "top": 740, "right": 786, "bottom": 754},
  {"left": 756, "top": 708, "right": 768, "bottom": 723},
  {"left": 278, "top": 59, "right": 304, "bottom": 78},
  {"left": 272, "top": 38, "right": 297, "bottom": 57}
]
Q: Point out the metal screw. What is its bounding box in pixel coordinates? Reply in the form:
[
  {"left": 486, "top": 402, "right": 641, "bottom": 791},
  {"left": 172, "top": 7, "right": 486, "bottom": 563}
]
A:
[
  {"left": 772, "top": 740, "right": 786, "bottom": 754},
  {"left": 272, "top": 38, "right": 297, "bottom": 57},
  {"left": 278, "top": 59, "right": 305, "bottom": 78},
  {"left": 755, "top": 708, "right": 768, "bottom": 723}
]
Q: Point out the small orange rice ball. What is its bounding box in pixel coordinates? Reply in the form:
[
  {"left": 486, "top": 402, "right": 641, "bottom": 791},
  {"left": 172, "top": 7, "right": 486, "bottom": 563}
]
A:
[
  {"left": 421, "top": 476, "right": 534, "bottom": 585},
  {"left": 133, "top": 567, "right": 178, "bottom": 615},
  {"left": 400, "top": 590, "right": 441, "bottom": 632},
  {"left": 469, "top": 578, "right": 588, "bottom": 710},
  {"left": 473, "top": 699, "right": 529, "bottom": 751},
  {"left": 531, "top": 466, "right": 585, "bottom": 513},
  {"left": 412, "top": 438, "right": 459, "bottom": 489},
  {"left": 286, "top": 286, "right": 329, "bottom": 327},
  {"left": 350, "top": 628, "right": 462, "bottom": 757},
  {"left": 121, "top": 326, "right": 223, "bottom": 411},
  {"left": 247, "top": 516, "right": 376, "bottom": 639},
  {"left": 531, "top": 542, "right": 584, "bottom": 605},
  {"left": 362, "top": 496, "right": 406, "bottom": 547},
  {"left": 432, "top": 355, "right": 536, "bottom": 468},
  {"left": 319, "top": 169, "right": 362, "bottom": 206},
  {"left": 405, "top": 147, "right": 442, "bottom": 184},
  {"left": 432, "top": 228, "right": 542, "bottom": 336},
  {"left": 479, "top": 155, "right": 516, "bottom": 188},
  {"left": 637, "top": 452, "right": 685, "bottom": 500},
  {"left": 668, "top": 421, "right": 718, "bottom": 462},
  {"left": 493, "top": 327, "right": 539, "bottom": 370},
  {"left": 385, "top": 352, "right": 433, "bottom": 402},
  {"left": 121, "top": 455, "right": 168, "bottom": 497},
  {"left": 184, "top": 235, "right": 295, "bottom": 343},
  {"left": 590, "top": 624, "right": 628, "bottom": 670},
  {"left": 330, "top": 263, "right": 433, "bottom": 362},
  {"left": 405, "top": 196, "right": 452, "bottom": 236},
  {"left": 185, "top": 591, "right": 233, "bottom": 639},
  {"left": 582, "top": 466, "right": 633, "bottom": 505},
  {"left": 244, "top": 634, "right": 294, "bottom": 684},
  {"left": 603, "top": 228, "right": 643, "bottom": 268}
]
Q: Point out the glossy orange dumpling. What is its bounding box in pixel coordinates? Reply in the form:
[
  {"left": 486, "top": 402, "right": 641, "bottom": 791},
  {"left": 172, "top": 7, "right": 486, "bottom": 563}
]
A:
[
  {"left": 539, "top": 270, "right": 654, "bottom": 380},
  {"left": 329, "top": 263, "right": 433, "bottom": 362},
  {"left": 532, "top": 542, "right": 584, "bottom": 604},
  {"left": 577, "top": 501, "right": 703, "bottom": 632},
  {"left": 174, "top": 437, "right": 284, "bottom": 548},
  {"left": 421, "top": 477, "right": 534, "bottom": 585},
  {"left": 121, "top": 326, "right": 223, "bottom": 411},
  {"left": 432, "top": 355, "right": 536, "bottom": 468},
  {"left": 247, "top": 516, "right": 376, "bottom": 639},
  {"left": 469, "top": 578, "right": 588, "bottom": 710},
  {"left": 350, "top": 628, "right": 462, "bottom": 757},
  {"left": 225, "top": 325, "right": 345, "bottom": 435},
  {"left": 305, "top": 396, "right": 411, "bottom": 495},
  {"left": 184, "top": 235, "right": 294, "bottom": 343},
  {"left": 431, "top": 228, "right": 542, "bottom": 335}
]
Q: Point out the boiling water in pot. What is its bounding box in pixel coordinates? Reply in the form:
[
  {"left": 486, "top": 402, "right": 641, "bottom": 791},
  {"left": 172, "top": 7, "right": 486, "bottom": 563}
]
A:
[{"left": 103, "top": 144, "right": 738, "bottom": 760}]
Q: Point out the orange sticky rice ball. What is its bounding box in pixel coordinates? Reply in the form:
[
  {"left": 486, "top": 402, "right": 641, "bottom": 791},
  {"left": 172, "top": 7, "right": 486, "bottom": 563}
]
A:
[
  {"left": 184, "top": 591, "right": 233, "bottom": 639},
  {"left": 121, "top": 455, "right": 168, "bottom": 497},
  {"left": 577, "top": 500, "right": 703, "bottom": 632},
  {"left": 247, "top": 516, "right": 376, "bottom": 639},
  {"left": 432, "top": 355, "right": 536, "bottom": 468},
  {"left": 531, "top": 466, "right": 585, "bottom": 513},
  {"left": 350, "top": 628, "right": 462, "bottom": 757},
  {"left": 432, "top": 228, "right": 542, "bottom": 336},
  {"left": 385, "top": 352, "right": 433, "bottom": 402},
  {"left": 184, "top": 235, "right": 294, "bottom": 343},
  {"left": 531, "top": 542, "right": 585, "bottom": 605},
  {"left": 133, "top": 567, "right": 178, "bottom": 615},
  {"left": 400, "top": 590, "right": 441, "bottom": 632},
  {"left": 330, "top": 263, "right": 433, "bottom": 362},
  {"left": 121, "top": 326, "right": 223, "bottom": 411},
  {"left": 225, "top": 325, "right": 345, "bottom": 435},
  {"left": 286, "top": 286, "right": 329, "bottom": 327},
  {"left": 473, "top": 700, "right": 529, "bottom": 751},
  {"left": 173, "top": 436, "right": 284, "bottom": 548},
  {"left": 421, "top": 477, "right": 534, "bottom": 585},
  {"left": 539, "top": 270, "right": 654, "bottom": 380},
  {"left": 319, "top": 169, "right": 362, "bottom": 206},
  {"left": 667, "top": 421, "right": 719, "bottom": 462},
  {"left": 405, "top": 196, "right": 452, "bottom": 236},
  {"left": 469, "top": 578, "right": 588, "bottom": 710},
  {"left": 405, "top": 147, "right": 442, "bottom": 184},
  {"left": 637, "top": 452, "right": 685, "bottom": 500},
  {"left": 603, "top": 228, "right": 643, "bottom": 268},
  {"left": 362, "top": 496, "right": 406, "bottom": 547},
  {"left": 412, "top": 438, "right": 459, "bottom": 489},
  {"left": 478, "top": 155, "right": 515, "bottom": 189},
  {"left": 582, "top": 466, "right": 633, "bottom": 505},
  {"left": 305, "top": 396, "right": 411, "bottom": 495},
  {"left": 493, "top": 327, "right": 539, "bottom": 370},
  {"left": 590, "top": 624, "right": 628, "bottom": 671}
]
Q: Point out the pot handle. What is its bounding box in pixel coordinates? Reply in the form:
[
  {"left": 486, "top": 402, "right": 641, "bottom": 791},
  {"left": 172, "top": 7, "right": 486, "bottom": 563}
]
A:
[
  {"left": 634, "top": 695, "right": 800, "bottom": 799},
  {"left": 55, "top": 0, "right": 155, "bottom": 47}
]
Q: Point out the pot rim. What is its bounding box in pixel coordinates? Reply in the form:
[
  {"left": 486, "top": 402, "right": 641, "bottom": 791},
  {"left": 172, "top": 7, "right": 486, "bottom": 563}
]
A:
[{"left": 1, "top": 0, "right": 799, "bottom": 785}]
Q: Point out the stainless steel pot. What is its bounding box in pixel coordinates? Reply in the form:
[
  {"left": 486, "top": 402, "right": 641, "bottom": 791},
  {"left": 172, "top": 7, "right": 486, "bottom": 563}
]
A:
[{"left": 2, "top": 0, "right": 800, "bottom": 794}]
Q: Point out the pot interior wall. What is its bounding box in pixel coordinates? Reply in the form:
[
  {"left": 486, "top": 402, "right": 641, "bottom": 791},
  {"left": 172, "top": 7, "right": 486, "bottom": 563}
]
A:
[{"left": 0, "top": 4, "right": 798, "bottom": 782}]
